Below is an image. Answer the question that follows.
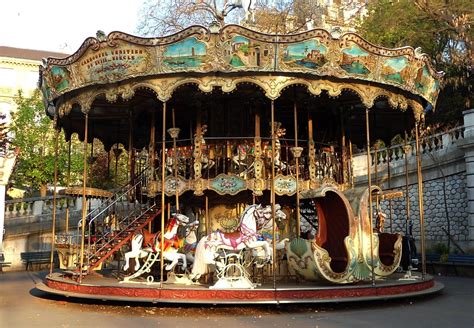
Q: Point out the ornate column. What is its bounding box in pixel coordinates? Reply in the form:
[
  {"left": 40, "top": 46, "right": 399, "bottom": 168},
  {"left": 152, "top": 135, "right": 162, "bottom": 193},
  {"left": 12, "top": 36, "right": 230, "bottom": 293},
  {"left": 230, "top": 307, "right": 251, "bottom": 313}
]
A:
[
  {"left": 79, "top": 113, "right": 89, "bottom": 283},
  {"left": 50, "top": 123, "right": 60, "bottom": 274},
  {"left": 308, "top": 112, "right": 317, "bottom": 189},
  {"left": 168, "top": 122, "right": 181, "bottom": 211},
  {"left": 253, "top": 109, "right": 264, "bottom": 196},
  {"left": 365, "top": 108, "right": 376, "bottom": 286},
  {"left": 415, "top": 120, "right": 426, "bottom": 279},
  {"left": 160, "top": 101, "right": 167, "bottom": 288},
  {"left": 291, "top": 101, "right": 303, "bottom": 237}
]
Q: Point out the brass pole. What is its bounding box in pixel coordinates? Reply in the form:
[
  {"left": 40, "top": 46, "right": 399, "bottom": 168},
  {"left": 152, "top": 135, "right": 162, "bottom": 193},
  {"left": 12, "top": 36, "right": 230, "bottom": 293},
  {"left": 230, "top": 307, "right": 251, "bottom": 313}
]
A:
[
  {"left": 404, "top": 133, "right": 411, "bottom": 235},
  {"left": 50, "top": 126, "right": 60, "bottom": 275},
  {"left": 307, "top": 110, "right": 317, "bottom": 188},
  {"left": 340, "top": 109, "right": 346, "bottom": 185},
  {"left": 79, "top": 113, "right": 89, "bottom": 283},
  {"left": 365, "top": 108, "right": 376, "bottom": 286},
  {"left": 205, "top": 196, "right": 209, "bottom": 235},
  {"left": 172, "top": 108, "right": 179, "bottom": 212},
  {"left": 150, "top": 110, "right": 156, "bottom": 173},
  {"left": 128, "top": 112, "right": 135, "bottom": 200},
  {"left": 270, "top": 100, "right": 277, "bottom": 288},
  {"left": 387, "top": 147, "right": 393, "bottom": 233},
  {"left": 160, "top": 102, "right": 167, "bottom": 288},
  {"left": 374, "top": 145, "right": 378, "bottom": 186},
  {"left": 149, "top": 110, "right": 156, "bottom": 232},
  {"left": 114, "top": 144, "right": 119, "bottom": 187},
  {"left": 293, "top": 101, "right": 301, "bottom": 237},
  {"left": 415, "top": 121, "right": 426, "bottom": 279},
  {"left": 66, "top": 139, "right": 71, "bottom": 233},
  {"left": 349, "top": 140, "right": 354, "bottom": 188}
]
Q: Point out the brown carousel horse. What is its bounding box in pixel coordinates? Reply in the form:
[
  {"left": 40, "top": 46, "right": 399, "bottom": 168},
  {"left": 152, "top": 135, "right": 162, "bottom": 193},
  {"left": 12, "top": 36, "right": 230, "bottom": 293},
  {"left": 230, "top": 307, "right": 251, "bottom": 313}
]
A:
[{"left": 123, "top": 213, "right": 190, "bottom": 272}]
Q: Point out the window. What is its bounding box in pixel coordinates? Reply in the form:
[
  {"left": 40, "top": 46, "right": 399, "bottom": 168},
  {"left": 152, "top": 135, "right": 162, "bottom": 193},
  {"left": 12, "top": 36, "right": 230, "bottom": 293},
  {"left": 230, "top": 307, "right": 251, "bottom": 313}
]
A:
[{"left": 0, "top": 68, "right": 16, "bottom": 86}]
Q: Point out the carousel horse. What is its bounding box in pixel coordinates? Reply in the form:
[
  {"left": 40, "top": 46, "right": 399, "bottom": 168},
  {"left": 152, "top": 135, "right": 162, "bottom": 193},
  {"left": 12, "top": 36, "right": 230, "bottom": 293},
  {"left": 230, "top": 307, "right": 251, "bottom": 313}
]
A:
[
  {"left": 194, "top": 125, "right": 215, "bottom": 172},
  {"left": 232, "top": 143, "right": 250, "bottom": 169},
  {"left": 180, "top": 219, "right": 200, "bottom": 265},
  {"left": 233, "top": 143, "right": 256, "bottom": 177},
  {"left": 165, "top": 148, "right": 188, "bottom": 176},
  {"left": 264, "top": 125, "right": 287, "bottom": 173},
  {"left": 123, "top": 213, "right": 190, "bottom": 272},
  {"left": 255, "top": 204, "right": 288, "bottom": 250},
  {"left": 190, "top": 204, "right": 273, "bottom": 280}
]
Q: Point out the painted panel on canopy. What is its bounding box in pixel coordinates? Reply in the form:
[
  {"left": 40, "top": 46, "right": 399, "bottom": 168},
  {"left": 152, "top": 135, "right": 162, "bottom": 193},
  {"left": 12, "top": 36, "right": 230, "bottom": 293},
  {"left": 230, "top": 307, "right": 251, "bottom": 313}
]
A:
[
  {"left": 415, "top": 65, "right": 440, "bottom": 103},
  {"left": 163, "top": 37, "right": 207, "bottom": 69},
  {"left": 74, "top": 41, "right": 152, "bottom": 84},
  {"left": 340, "top": 44, "right": 371, "bottom": 76},
  {"left": 210, "top": 174, "right": 246, "bottom": 195},
  {"left": 381, "top": 56, "right": 410, "bottom": 85},
  {"left": 274, "top": 175, "right": 297, "bottom": 196},
  {"left": 48, "top": 66, "right": 71, "bottom": 93},
  {"left": 228, "top": 35, "right": 273, "bottom": 68},
  {"left": 282, "top": 39, "right": 328, "bottom": 70}
]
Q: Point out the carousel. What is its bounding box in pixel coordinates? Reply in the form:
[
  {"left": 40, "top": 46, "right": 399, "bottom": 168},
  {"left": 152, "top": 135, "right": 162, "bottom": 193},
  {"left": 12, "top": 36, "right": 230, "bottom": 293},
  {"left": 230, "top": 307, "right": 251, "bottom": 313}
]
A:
[{"left": 36, "top": 15, "right": 444, "bottom": 303}]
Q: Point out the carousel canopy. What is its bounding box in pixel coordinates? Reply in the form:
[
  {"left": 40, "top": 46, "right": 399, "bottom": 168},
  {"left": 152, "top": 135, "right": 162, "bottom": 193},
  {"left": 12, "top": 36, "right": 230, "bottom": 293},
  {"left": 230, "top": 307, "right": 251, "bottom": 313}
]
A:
[{"left": 39, "top": 24, "right": 443, "bottom": 149}]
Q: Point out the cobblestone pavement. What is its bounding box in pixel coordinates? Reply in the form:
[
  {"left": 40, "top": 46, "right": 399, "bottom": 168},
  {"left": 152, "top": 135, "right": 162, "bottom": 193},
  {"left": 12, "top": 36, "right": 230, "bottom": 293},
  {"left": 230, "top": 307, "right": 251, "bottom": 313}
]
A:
[{"left": 0, "top": 271, "right": 473, "bottom": 328}]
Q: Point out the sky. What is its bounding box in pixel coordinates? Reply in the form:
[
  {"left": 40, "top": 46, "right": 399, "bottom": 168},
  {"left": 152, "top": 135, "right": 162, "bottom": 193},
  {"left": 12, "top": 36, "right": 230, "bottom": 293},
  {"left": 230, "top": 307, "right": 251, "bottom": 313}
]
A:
[{"left": 0, "top": 0, "right": 144, "bottom": 54}]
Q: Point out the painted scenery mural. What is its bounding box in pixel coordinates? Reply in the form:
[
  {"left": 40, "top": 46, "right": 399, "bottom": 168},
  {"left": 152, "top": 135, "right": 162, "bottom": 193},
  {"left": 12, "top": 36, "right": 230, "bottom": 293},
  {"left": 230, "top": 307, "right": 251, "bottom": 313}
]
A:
[
  {"left": 49, "top": 66, "right": 70, "bottom": 92},
  {"left": 415, "top": 65, "right": 440, "bottom": 103},
  {"left": 381, "top": 56, "right": 410, "bottom": 85},
  {"left": 228, "top": 36, "right": 272, "bottom": 68},
  {"left": 163, "top": 37, "right": 207, "bottom": 68},
  {"left": 282, "top": 39, "right": 327, "bottom": 69},
  {"left": 340, "top": 44, "right": 372, "bottom": 75}
]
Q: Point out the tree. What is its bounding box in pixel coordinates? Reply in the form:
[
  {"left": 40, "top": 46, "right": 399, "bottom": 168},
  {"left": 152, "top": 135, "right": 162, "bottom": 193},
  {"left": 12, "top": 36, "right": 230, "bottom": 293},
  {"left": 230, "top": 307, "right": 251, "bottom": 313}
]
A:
[
  {"left": 9, "top": 90, "right": 83, "bottom": 196},
  {"left": 136, "top": 0, "right": 319, "bottom": 36},
  {"left": 358, "top": 0, "right": 473, "bottom": 123}
]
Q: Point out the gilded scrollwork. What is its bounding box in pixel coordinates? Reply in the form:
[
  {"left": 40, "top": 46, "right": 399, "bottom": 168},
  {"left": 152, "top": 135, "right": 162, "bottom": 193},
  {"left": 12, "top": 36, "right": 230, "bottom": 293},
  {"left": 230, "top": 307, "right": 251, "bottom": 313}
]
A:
[
  {"left": 56, "top": 74, "right": 425, "bottom": 120},
  {"left": 41, "top": 25, "right": 442, "bottom": 110}
]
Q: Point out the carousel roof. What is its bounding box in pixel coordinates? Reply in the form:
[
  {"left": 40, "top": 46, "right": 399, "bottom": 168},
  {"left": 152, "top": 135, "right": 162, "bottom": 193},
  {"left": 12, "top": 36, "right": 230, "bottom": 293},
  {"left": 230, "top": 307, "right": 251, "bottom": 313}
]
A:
[{"left": 40, "top": 25, "right": 443, "bottom": 119}]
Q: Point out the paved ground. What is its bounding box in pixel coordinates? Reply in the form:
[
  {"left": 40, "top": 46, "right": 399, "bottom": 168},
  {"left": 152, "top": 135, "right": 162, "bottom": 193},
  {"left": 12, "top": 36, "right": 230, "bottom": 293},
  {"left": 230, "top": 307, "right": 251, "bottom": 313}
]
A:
[{"left": 0, "top": 271, "right": 473, "bottom": 328}]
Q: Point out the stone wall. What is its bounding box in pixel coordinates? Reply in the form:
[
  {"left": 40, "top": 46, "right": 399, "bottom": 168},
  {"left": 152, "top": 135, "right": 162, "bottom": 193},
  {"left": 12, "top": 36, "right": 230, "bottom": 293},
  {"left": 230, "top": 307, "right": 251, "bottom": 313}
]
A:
[
  {"left": 352, "top": 119, "right": 473, "bottom": 252},
  {"left": 379, "top": 173, "right": 469, "bottom": 251}
]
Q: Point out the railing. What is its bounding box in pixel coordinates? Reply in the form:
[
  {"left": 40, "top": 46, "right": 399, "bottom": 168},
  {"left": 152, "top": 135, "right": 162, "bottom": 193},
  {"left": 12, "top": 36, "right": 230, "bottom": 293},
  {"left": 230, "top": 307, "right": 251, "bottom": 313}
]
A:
[
  {"left": 5, "top": 195, "right": 76, "bottom": 218},
  {"left": 86, "top": 204, "right": 157, "bottom": 269},
  {"left": 152, "top": 136, "right": 345, "bottom": 185},
  {"left": 85, "top": 173, "right": 151, "bottom": 267},
  {"left": 352, "top": 125, "right": 465, "bottom": 178}
]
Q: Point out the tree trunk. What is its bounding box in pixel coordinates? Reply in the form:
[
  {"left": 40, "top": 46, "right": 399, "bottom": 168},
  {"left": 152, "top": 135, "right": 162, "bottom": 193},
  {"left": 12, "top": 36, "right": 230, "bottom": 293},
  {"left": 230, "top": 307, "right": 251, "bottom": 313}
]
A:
[{"left": 40, "top": 184, "right": 47, "bottom": 197}]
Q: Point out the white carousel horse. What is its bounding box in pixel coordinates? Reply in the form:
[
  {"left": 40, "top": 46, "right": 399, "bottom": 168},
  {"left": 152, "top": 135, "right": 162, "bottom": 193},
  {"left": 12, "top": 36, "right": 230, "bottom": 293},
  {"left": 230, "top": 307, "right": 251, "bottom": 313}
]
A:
[
  {"left": 190, "top": 204, "right": 272, "bottom": 280},
  {"left": 252, "top": 204, "right": 289, "bottom": 260},
  {"left": 123, "top": 213, "right": 190, "bottom": 272}
]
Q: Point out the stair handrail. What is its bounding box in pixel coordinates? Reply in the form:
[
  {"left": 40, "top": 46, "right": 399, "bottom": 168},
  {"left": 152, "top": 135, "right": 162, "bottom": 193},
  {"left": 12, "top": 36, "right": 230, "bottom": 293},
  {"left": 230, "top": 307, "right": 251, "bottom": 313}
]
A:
[
  {"left": 85, "top": 204, "right": 158, "bottom": 270},
  {"left": 85, "top": 165, "right": 152, "bottom": 223},
  {"left": 86, "top": 172, "right": 153, "bottom": 262}
]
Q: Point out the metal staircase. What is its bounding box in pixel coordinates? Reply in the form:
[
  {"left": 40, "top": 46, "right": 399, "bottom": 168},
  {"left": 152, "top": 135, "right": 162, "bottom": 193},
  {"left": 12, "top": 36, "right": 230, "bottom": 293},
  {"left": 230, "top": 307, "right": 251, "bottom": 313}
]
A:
[
  {"left": 86, "top": 206, "right": 160, "bottom": 272},
  {"left": 75, "top": 167, "right": 162, "bottom": 274}
]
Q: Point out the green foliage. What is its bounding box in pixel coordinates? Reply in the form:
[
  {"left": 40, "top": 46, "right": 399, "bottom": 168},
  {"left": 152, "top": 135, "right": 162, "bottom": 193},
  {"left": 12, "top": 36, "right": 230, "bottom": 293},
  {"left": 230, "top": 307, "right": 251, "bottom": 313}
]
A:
[
  {"left": 9, "top": 90, "right": 83, "bottom": 194},
  {"left": 432, "top": 242, "right": 450, "bottom": 255},
  {"left": 358, "top": 0, "right": 473, "bottom": 124}
]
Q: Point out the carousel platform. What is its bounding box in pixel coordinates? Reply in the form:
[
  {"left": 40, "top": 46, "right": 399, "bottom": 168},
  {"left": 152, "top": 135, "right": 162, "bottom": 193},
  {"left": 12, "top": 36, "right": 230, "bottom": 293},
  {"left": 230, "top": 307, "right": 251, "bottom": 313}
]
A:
[{"left": 36, "top": 271, "right": 443, "bottom": 305}]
